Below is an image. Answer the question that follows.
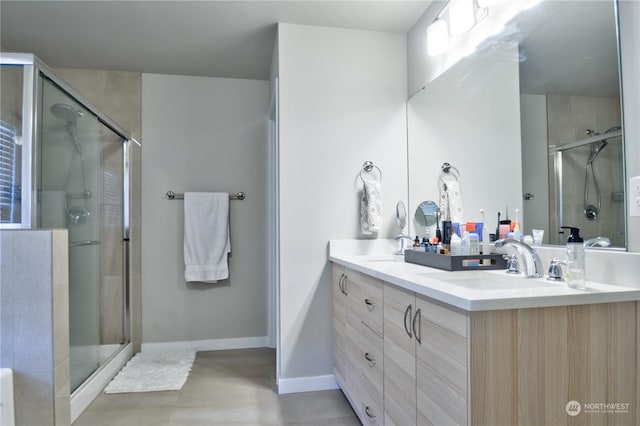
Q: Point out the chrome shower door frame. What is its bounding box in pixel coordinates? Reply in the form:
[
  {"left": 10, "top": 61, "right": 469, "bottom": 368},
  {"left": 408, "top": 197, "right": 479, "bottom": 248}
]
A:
[{"left": 1, "top": 50, "right": 133, "bottom": 368}]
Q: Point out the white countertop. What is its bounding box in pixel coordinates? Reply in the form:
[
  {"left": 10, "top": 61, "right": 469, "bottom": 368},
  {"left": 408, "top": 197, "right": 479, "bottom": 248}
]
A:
[{"left": 329, "top": 239, "right": 640, "bottom": 312}]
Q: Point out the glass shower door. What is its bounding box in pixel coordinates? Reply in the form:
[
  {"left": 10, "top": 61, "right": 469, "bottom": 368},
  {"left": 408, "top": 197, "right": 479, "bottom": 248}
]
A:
[{"left": 38, "top": 78, "right": 126, "bottom": 391}]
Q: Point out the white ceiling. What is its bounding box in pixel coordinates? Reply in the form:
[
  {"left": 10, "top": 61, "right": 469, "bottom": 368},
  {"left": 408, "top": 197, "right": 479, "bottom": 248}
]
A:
[{"left": 0, "top": 0, "right": 431, "bottom": 80}]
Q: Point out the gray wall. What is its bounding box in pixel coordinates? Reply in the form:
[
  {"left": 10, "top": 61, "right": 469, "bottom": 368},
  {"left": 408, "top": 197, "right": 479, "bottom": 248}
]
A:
[
  {"left": 141, "top": 74, "right": 270, "bottom": 345},
  {"left": 276, "top": 23, "right": 408, "bottom": 384}
]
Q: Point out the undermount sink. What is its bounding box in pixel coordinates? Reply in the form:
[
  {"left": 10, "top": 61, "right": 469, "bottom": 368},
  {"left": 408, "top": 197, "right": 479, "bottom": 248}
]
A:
[{"left": 417, "top": 271, "right": 562, "bottom": 290}]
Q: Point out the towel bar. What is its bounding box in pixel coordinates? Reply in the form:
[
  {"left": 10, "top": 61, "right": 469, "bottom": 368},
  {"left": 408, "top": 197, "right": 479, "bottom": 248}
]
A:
[{"left": 166, "top": 191, "right": 245, "bottom": 200}]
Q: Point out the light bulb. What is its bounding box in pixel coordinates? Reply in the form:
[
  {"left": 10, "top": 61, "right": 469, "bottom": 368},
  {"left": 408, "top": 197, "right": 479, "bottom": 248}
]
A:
[
  {"left": 427, "top": 20, "right": 449, "bottom": 56},
  {"left": 449, "top": 0, "right": 475, "bottom": 34},
  {"left": 477, "top": 0, "right": 500, "bottom": 7}
]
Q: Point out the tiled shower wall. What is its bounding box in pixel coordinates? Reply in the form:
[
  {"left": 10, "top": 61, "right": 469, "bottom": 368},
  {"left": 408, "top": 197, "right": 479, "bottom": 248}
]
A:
[{"left": 54, "top": 68, "right": 142, "bottom": 352}]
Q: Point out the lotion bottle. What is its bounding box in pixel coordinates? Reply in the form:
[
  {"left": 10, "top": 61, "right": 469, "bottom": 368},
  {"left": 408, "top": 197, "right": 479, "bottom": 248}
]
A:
[{"left": 562, "top": 226, "right": 585, "bottom": 289}]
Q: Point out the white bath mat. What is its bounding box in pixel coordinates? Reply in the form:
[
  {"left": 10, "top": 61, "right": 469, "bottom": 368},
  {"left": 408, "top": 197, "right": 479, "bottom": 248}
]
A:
[{"left": 104, "top": 350, "right": 196, "bottom": 393}]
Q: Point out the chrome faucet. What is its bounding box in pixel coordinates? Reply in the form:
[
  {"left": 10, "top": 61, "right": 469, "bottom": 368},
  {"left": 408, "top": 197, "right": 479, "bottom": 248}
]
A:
[
  {"left": 495, "top": 239, "right": 544, "bottom": 278},
  {"left": 395, "top": 234, "right": 415, "bottom": 255},
  {"left": 547, "top": 258, "right": 567, "bottom": 281},
  {"left": 584, "top": 236, "right": 611, "bottom": 248}
]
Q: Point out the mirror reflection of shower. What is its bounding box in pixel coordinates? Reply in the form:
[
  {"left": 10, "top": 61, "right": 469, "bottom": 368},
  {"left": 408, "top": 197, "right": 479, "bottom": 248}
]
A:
[
  {"left": 50, "top": 103, "right": 92, "bottom": 224},
  {"left": 583, "top": 127, "right": 620, "bottom": 222}
]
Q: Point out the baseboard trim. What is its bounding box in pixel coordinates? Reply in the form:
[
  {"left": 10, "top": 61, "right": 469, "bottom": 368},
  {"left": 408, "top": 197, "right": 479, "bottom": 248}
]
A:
[
  {"left": 277, "top": 374, "right": 339, "bottom": 394},
  {"left": 141, "top": 336, "right": 269, "bottom": 353}
]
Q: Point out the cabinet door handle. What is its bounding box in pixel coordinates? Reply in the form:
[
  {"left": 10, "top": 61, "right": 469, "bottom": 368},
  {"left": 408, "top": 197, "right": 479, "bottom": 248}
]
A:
[
  {"left": 365, "top": 406, "right": 376, "bottom": 422},
  {"left": 339, "top": 274, "right": 345, "bottom": 294},
  {"left": 343, "top": 275, "right": 348, "bottom": 296},
  {"left": 403, "top": 304, "right": 413, "bottom": 338},
  {"left": 364, "top": 352, "right": 376, "bottom": 366},
  {"left": 364, "top": 298, "right": 375, "bottom": 309},
  {"left": 413, "top": 308, "right": 422, "bottom": 345}
]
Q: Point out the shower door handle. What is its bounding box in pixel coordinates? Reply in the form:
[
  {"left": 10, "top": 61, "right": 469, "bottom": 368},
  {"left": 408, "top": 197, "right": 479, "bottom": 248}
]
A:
[{"left": 523, "top": 193, "right": 535, "bottom": 200}]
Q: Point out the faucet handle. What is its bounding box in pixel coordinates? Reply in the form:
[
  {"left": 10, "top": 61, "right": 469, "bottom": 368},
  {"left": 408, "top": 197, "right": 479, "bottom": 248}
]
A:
[
  {"left": 505, "top": 254, "right": 520, "bottom": 274},
  {"left": 547, "top": 258, "right": 566, "bottom": 281}
]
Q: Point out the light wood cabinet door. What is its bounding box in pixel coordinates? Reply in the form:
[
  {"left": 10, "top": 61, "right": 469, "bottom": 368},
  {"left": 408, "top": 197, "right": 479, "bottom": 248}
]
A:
[
  {"left": 416, "top": 295, "right": 469, "bottom": 426},
  {"left": 332, "top": 265, "right": 360, "bottom": 391},
  {"left": 383, "top": 283, "right": 417, "bottom": 426}
]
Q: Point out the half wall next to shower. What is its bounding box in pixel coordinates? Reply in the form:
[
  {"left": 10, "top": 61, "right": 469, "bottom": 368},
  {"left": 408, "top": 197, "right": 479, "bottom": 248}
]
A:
[{"left": 1, "top": 52, "right": 134, "bottom": 423}]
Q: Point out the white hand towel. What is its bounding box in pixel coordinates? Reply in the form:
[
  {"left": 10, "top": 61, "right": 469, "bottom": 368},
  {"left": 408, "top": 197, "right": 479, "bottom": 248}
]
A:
[
  {"left": 183, "top": 192, "right": 230, "bottom": 283},
  {"left": 361, "top": 181, "right": 382, "bottom": 235}
]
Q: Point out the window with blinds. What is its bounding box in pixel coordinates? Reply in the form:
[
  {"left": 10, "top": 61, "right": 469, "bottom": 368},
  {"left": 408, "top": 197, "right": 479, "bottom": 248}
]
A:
[{"left": 0, "top": 120, "right": 20, "bottom": 223}]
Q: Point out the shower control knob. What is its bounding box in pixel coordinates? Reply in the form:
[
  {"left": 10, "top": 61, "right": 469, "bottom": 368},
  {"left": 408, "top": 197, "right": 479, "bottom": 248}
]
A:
[{"left": 523, "top": 193, "right": 535, "bottom": 200}]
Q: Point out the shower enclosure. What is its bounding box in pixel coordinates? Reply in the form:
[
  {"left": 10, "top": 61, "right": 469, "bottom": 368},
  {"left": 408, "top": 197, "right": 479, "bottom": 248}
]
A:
[{"left": 1, "top": 54, "right": 132, "bottom": 395}]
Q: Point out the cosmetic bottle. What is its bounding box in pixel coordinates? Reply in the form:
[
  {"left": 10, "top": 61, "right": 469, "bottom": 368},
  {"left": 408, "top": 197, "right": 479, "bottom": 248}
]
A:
[
  {"left": 561, "top": 226, "right": 585, "bottom": 290},
  {"left": 466, "top": 223, "right": 479, "bottom": 255},
  {"left": 511, "top": 208, "right": 521, "bottom": 241},
  {"left": 461, "top": 231, "right": 470, "bottom": 255},
  {"left": 450, "top": 233, "right": 462, "bottom": 255}
]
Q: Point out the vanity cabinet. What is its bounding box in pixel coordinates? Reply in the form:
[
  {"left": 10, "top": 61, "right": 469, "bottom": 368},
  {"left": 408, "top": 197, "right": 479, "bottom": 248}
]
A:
[
  {"left": 332, "top": 265, "right": 384, "bottom": 424},
  {"left": 333, "top": 264, "right": 638, "bottom": 425},
  {"left": 383, "top": 283, "right": 468, "bottom": 426},
  {"left": 382, "top": 284, "right": 417, "bottom": 425}
]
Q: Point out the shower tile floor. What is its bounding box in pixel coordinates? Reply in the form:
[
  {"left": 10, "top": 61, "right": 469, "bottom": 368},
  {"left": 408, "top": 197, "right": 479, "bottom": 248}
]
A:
[{"left": 73, "top": 348, "right": 359, "bottom": 426}]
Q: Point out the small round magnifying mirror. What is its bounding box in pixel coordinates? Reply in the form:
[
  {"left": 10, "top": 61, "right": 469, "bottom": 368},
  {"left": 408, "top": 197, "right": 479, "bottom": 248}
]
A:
[
  {"left": 415, "top": 200, "right": 439, "bottom": 234},
  {"left": 396, "top": 201, "right": 407, "bottom": 231}
]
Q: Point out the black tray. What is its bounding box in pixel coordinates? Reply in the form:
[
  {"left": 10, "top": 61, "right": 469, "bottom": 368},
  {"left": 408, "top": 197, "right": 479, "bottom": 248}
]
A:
[{"left": 404, "top": 249, "right": 507, "bottom": 271}]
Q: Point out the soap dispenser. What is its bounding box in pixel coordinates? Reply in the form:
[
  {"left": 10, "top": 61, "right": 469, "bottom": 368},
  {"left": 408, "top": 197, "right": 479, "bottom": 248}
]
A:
[{"left": 561, "top": 226, "right": 585, "bottom": 289}]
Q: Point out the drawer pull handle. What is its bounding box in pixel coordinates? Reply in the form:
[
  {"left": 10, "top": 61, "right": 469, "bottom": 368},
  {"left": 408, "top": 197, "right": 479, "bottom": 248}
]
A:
[
  {"left": 339, "top": 274, "right": 348, "bottom": 295},
  {"left": 364, "top": 352, "right": 376, "bottom": 365},
  {"left": 365, "top": 406, "right": 376, "bottom": 421},
  {"left": 413, "top": 308, "right": 422, "bottom": 345},
  {"left": 364, "top": 298, "right": 375, "bottom": 308},
  {"left": 403, "top": 304, "right": 413, "bottom": 338}
]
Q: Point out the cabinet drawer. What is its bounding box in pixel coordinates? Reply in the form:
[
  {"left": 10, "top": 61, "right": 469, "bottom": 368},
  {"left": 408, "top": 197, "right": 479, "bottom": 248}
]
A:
[
  {"left": 358, "top": 273, "right": 383, "bottom": 336},
  {"left": 351, "top": 376, "right": 384, "bottom": 426},
  {"left": 346, "top": 320, "right": 383, "bottom": 405}
]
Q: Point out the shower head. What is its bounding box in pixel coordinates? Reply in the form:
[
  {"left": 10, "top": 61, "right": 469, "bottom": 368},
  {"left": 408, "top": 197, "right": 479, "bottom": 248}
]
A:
[
  {"left": 587, "top": 140, "right": 608, "bottom": 164},
  {"left": 51, "top": 103, "right": 84, "bottom": 153},
  {"left": 50, "top": 103, "right": 82, "bottom": 124}
]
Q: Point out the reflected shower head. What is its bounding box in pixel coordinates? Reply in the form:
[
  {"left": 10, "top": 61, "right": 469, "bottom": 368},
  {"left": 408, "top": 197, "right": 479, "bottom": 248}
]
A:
[
  {"left": 587, "top": 140, "right": 608, "bottom": 164},
  {"left": 50, "top": 103, "right": 82, "bottom": 124}
]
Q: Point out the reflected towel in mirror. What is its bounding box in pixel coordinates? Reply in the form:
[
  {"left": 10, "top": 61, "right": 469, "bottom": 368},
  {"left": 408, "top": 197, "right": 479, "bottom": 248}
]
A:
[{"left": 440, "top": 180, "right": 464, "bottom": 224}]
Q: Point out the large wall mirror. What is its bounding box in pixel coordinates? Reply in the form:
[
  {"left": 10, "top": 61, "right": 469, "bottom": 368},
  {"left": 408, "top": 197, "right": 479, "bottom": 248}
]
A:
[{"left": 407, "top": 0, "right": 626, "bottom": 249}]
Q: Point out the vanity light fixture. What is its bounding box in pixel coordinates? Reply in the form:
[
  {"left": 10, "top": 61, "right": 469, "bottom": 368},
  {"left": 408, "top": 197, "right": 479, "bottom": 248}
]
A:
[
  {"left": 477, "top": 0, "right": 501, "bottom": 8},
  {"left": 427, "top": 19, "right": 449, "bottom": 56},
  {"left": 449, "top": 0, "right": 475, "bottom": 34}
]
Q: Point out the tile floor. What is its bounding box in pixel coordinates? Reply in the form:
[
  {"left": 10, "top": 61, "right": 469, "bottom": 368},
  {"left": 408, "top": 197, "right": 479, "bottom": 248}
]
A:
[{"left": 73, "top": 348, "right": 360, "bottom": 426}]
